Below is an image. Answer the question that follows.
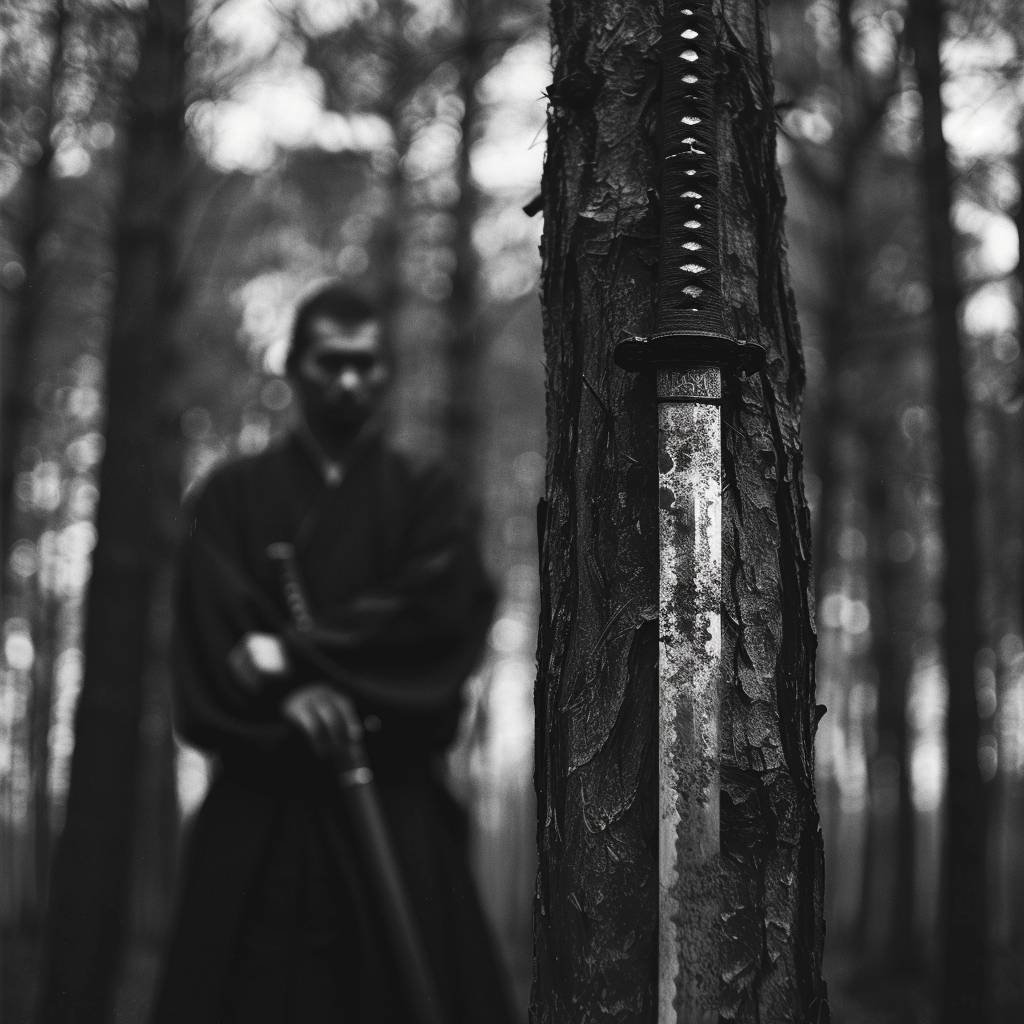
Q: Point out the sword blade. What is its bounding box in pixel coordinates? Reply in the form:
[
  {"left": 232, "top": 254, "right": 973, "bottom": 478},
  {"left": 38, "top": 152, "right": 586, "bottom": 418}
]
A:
[{"left": 657, "top": 366, "right": 722, "bottom": 1024}]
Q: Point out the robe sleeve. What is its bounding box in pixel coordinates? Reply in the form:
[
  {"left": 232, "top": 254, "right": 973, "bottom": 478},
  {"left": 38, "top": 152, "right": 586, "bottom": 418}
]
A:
[
  {"left": 282, "top": 464, "right": 497, "bottom": 719},
  {"left": 171, "top": 470, "right": 295, "bottom": 759}
]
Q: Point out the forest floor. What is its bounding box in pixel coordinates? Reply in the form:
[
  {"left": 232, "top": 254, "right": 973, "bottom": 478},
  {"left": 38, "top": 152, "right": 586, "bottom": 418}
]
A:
[
  {"left": 0, "top": 931, "right": 162, "bottom": 1024},
  {"left": 826, "top": 942, "right": 1024, "bottom": 1024},
  {"left": 5, "top": 931, "right": 1022, "bottom": 1022}
]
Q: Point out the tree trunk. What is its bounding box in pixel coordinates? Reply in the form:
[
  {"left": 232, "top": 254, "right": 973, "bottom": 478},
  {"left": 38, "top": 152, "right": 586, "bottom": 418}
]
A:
[
  {"left": 987, "top": 407, "right": 1020, "bottom": 950},
  {"left": 853, "top": 666, "right": 877, "bottom": 955},
  {"left": 908, "top": 1, "right": 989, "bottom": 1020},
  {"left": 1012, "top": 101, "right": 1024, "bottom": 954},
  {"left": 532, "top": 1, "right": 827, "bottom": 1020},
  {"left": 809, "top": 0, "right": 899, "bottom": 630},
  {"left": 1, "top": 0, "right": 67, "bottom": 581},
  {"left": 863, "top": 432, "right": 917, "bottom": 969},
  {"left": 28, "top": 540, "right": 61, "bottom": 920},
  {"left": 126, "top": 399, "right": 185, "bottom": 948},
  {"left": 445, "top": 0, "right": 486, "bottom": 488},
  {"left": 33, "top": 1, "right": 188, "bottom": 1021}
]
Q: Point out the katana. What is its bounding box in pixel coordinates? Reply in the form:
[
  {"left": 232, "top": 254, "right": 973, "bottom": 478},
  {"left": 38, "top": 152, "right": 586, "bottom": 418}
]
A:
[
  {"left": 614, "top": 3, "right": 763, "bottom": 1021},
  {"left": 266, "top": 541, "right": 446, "bottom": 1024}
]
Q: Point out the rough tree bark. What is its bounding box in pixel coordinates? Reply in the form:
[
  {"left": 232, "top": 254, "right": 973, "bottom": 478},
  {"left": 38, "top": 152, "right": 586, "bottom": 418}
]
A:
[
  {"left": 907, "top": 2, "right": 989, "bottom": 1021},
  {"left": 34, "top": 1, "right": 188, "bottom": 1021},
  {"left": 532, "top": 0, "right": 827, "bottom": 1021}
]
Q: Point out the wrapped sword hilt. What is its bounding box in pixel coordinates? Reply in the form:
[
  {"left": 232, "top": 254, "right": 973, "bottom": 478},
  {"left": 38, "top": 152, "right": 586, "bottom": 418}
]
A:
[
  {"left": 266, "top": 541, "right": 316, "bottom": 632},
  {"left": 614, "top": 1, "right": 764, "bottom": 377}
]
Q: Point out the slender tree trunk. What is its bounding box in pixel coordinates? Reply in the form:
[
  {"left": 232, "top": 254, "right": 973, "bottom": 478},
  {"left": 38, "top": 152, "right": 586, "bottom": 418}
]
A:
[
  {"left": 785, "top": 11, "right": 902, "bottom": 941},
  {"left": 34, "top": 2, "right": 188, "bottom": 1021},
  {"left": 988, "top": 409, "right": 1020, "bottom": 950},
  {"left": 863, "top": 434, "right": 917, "bottom": 969},
  {"left": 805, "top": 0, "right": 902, "bottom": 616},
  {"left": 532, "top": 0, "right": 827, "bottom": 1020},
  {"left": 28, "top": 543, "right": 60, "bottom": 920},
  {"left": 1, "top": 0, "right": 67, "bottom": 579},
  {"left": 810, "top": 0, "right": 856, "bottom": 610},
  {"left": 1011, "top": 100, "right": 1024, "bottom": 954},
  {"left": 125, "top": 571, "right": 181, "bottom": 946},
  {"left": 908, "top": 1, "right": 989, "bottom": 1020},
  {"left": 125, "top": 396, "right": 185, "bottom": 948},
  {"left": 445, "top": 0, "right": 485, "bottom": 487},
  {"left": 813, "top": 172, "right": 854, "bottom": 945},
  {"left": 854, "top": 674, "right": 877, "bottom": 955}
]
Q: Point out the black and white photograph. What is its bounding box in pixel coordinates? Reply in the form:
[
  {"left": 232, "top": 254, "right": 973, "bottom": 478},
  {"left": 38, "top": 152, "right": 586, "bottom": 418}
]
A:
[{"left": 1, "top": 1, "right": 1022, "bottom": 1022}]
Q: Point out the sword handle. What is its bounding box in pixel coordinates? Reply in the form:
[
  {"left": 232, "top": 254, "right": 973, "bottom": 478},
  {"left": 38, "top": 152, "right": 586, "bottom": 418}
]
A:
[
  {"left": 266, "top": 541, "right": 315, "bottom": 632},
  {"left": 613, "top": 1, "right": 764, "bottom": 377}
]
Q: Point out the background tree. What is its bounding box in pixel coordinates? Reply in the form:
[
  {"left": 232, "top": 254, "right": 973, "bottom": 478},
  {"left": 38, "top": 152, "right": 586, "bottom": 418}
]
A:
[
  {"left": 294, "top": 0, "right": 541, "bottom": 474},
  {"left": 771, "top": 0, "right": 925, "bottom": 971},
  {"left": 861, "top": 422, "right": 918, "bottom": 968},
  {"left": 908, "top": 0, "right": 989, "bottom": 1019},
  {"left": 0, "top": 0, "right": 67, "bottom": 579},
  {"left": 1, "top": 0, "right": 549, "bottom": 1014},
  {"left": 33, "top": 1, "right": 189, "bottom": 1020},
  {"left": 778, "top": 0, "right": 1024, "bottom": 1018}
]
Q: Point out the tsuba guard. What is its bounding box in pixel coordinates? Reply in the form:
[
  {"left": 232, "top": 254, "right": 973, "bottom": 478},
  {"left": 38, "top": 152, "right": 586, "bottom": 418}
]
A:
[{"left": 613, "top": 331, "right": 766, "bottom": 376}]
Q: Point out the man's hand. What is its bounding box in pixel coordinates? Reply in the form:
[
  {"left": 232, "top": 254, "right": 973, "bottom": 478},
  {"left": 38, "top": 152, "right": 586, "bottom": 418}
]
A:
[
  {"left": 228, "top": 633, "right": 290, "bottom": 693},
  {"left": 282, "top": 684, "right": 361, "bottom": 760}
]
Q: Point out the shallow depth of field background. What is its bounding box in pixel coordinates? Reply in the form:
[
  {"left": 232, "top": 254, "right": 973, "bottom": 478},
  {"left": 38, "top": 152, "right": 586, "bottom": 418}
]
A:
[{"left": 2, "top": 1, "right": 1023, "bottom": 1021}]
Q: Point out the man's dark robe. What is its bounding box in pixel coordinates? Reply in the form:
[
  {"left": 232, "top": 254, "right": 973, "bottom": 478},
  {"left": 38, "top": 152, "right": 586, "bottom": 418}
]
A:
[{"left": 151, "top": 432, "right": 514, "bottom": 1024}]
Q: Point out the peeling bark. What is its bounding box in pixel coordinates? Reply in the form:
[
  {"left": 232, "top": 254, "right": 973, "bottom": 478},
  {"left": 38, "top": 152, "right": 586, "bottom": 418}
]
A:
[{"left": 533, "top": 1, "right": 827, "bottom": 1021}]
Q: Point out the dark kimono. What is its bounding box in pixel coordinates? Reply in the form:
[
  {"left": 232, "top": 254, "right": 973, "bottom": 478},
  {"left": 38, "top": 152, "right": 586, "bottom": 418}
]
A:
[{"left": 151, "top": 432, "right": 513, "bottom": 1024}]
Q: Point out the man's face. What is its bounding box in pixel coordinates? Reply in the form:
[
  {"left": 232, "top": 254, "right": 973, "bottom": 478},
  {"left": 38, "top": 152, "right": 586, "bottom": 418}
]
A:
[{"left": 292, "top": 316, "right": 390, "bottom": 438}]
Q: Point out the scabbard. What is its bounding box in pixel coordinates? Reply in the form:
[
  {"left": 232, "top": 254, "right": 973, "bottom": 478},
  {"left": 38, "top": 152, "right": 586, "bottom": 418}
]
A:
[
  {"left": 334, "top": 734, "right": 446, "bottom": 1024},
  {"left": 267, "top": 541, "right": 446, "bottom": 1024}
]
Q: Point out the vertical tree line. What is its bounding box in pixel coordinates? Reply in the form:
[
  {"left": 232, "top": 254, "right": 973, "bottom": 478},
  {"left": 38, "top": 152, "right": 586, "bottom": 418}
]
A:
[
  {"left": 1, "top": 0, "right": 68, "bottom": 584},
  {"left": 908, "top": 1, "right": 989, "bottom": 1020},
  {"left": 2, "top": 0, "right": 1022, "bottom": 1019},
  {"left": 34, "top": 1, "right": 189, "bottom": 1020},
  {"left": 3, "top": 0, "right": 548, "bottom": 1018},
  {"left": 862, "top": 422, "right": 917, "bottom": 967},
  {"left": 773, "top": 0, "right": 1024, "bottom": 1016}
]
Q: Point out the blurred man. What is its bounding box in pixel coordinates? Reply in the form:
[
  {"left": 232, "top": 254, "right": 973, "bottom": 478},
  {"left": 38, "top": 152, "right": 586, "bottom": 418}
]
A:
[{"left": 152, "top": 283, "right": 513, "bottom": 1024}]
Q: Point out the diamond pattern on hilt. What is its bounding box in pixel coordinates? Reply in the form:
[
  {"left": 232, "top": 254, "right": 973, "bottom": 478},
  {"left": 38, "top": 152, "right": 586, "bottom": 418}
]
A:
[{"left": 613, "top": 1, "right": 766, "bottom": 377}]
